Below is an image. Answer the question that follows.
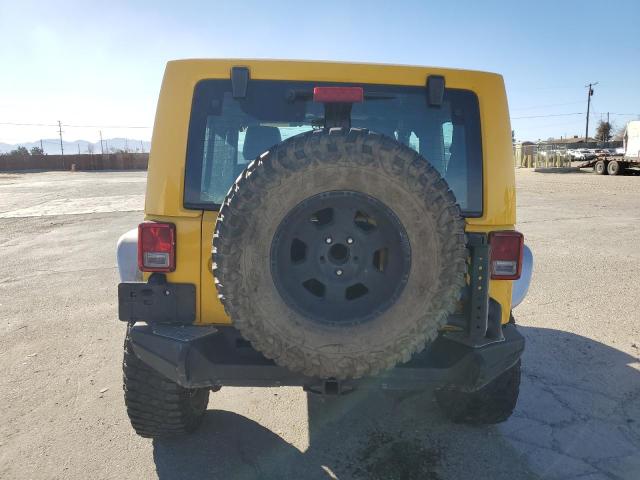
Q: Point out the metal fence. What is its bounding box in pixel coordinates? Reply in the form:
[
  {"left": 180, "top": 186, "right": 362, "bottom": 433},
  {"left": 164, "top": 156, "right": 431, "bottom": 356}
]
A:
[
  {"left": 0, "top": 153, "right": 148, "bottom": 171},
  {"left": 513, "top": 143, "right": 572, "bottom": 169}
]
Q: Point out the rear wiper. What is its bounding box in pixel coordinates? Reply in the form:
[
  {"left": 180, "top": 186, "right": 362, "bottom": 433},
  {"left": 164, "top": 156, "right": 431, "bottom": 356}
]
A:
[
  {"left": 285, "top": 89, "right": 313, "bottom": 102},
  {"left": 363, "top": 93, "right": 396, "bottom": 101},
  {"left": 285, "top": 89, "right": 396, "bottom": 102}
]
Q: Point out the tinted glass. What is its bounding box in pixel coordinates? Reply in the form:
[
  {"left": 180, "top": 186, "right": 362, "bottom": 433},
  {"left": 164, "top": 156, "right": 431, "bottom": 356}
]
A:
[{"left": 185, "top": 80, "right": 483, "bottom": 216}]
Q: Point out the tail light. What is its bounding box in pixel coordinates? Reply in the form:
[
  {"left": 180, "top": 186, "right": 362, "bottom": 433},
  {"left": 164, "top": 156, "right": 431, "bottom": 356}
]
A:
[
  {"left": 137, "top": 222, "right": 176, "bottom": 272},
  {"left": 489, "top": 231, "right": 524, "bottom": 280},
  {"left": 313, "top": 86, "right": 364, "bottom": 103}
]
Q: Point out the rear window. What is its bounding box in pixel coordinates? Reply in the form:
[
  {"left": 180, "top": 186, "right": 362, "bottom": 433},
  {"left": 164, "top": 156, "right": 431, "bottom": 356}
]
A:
[{"left": 184, "top": 80, "right": 483, "bottom": 216}]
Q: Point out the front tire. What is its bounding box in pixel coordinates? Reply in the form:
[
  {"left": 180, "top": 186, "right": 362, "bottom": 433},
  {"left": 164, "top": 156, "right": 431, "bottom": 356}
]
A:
[
  {"left": 435, "top": 360, "right": 521, "bottom": 425},
  {"left": 123, "top": 335, "right": 209, "bottom": 438}
]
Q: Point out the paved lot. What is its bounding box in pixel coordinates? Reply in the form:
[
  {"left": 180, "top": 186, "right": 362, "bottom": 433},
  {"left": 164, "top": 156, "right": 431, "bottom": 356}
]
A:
[{"left": 0, "top": 169, "right": 638, "bottom": 480}]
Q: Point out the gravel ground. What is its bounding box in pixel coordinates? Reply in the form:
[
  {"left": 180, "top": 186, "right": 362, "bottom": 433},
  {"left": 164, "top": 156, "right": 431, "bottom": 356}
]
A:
[{"left": 0, "top": 169, "right": 638, "bottom": 480}]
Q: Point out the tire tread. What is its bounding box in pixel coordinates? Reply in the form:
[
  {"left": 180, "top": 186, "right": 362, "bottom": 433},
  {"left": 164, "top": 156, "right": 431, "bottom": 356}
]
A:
[
  {"left": 214, "top": 128, "right": 467, "bottom": 379},
  {"left": 435, "top": 360, "right": 521, "bottom": 425},
  {"left": 122, "top": 335, "right": 209, "bottom": 438}
]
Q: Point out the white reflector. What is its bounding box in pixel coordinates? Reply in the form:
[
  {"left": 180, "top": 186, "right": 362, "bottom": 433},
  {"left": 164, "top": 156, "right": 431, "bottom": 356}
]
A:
[
  {"left": 144, "top": 252, "right": 170, "bottom": 269},
  {"left": 492, "top": 260, "right": 517, "bottom": 276}
]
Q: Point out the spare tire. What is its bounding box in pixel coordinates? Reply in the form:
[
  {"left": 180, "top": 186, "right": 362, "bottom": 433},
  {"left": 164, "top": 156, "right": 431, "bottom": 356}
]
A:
[{"left": 213, "top": 128, "right": 466, "bottom": 379}]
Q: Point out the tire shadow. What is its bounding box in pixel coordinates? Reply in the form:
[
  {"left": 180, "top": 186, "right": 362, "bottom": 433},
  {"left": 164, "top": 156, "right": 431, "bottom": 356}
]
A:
[
  {"left": 153, "top": 326, "right": 640, "bottom": 480},
  {"left": 153, "top": 410, "right": 308, "bottom": 480}
]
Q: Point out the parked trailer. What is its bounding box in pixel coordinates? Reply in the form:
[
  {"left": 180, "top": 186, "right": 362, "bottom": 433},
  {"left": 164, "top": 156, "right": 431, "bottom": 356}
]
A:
[
  {"left": 578, "top": 155, "right": 640, "bottom": 175},
  {"left": 579, "top": 121, "right": 640, "bottom": 175}
]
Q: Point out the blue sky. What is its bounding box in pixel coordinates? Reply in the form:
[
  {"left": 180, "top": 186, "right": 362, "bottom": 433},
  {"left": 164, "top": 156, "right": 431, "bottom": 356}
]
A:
[{"left": 1, "top": 0, "right": 638, "bottom": 144}]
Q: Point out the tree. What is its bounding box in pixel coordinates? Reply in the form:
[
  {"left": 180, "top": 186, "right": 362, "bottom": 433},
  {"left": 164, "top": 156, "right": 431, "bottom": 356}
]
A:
[
  {"left": 594, "top": 120, "right": 613, "bottom": 142},
  {"left": 86, "top": 143, "right": 94, "bottom": 154},
  {"left": 10, "top": 146, "right": 30, "bottom": 157},
  {"left": 613, "top": 123, "right": 626, "bottom": 141},
  {"left": 30, "top": 146, "right": 44, "bottom": 155}
]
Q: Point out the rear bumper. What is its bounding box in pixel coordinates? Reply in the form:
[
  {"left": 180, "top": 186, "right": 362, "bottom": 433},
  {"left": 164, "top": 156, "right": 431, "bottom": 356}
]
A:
[
  {"left": 121, "top": 233, "right": 524, "bottom": 393},
  {"left": 128, "top": 322, "right": 524, "bottom": 393}
]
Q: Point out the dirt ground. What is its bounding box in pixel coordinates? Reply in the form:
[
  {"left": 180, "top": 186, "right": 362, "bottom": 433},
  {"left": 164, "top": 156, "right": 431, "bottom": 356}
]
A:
[{"left": 0, "top": 169, "right": 638, "bottom": 479}]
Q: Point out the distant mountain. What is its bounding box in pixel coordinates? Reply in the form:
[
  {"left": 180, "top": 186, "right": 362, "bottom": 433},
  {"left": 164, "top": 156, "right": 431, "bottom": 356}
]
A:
[{"left": 0, "top": 138, "right": 151, "bottom": 155}]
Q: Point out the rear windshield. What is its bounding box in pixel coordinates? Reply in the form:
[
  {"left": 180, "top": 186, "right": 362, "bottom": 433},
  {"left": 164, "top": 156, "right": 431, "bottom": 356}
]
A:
[{"left": 184, "top": 80, "right": 483, "bottom": 216}]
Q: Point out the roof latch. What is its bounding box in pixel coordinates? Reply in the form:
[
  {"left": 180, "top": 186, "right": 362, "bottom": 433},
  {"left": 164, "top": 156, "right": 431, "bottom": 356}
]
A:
[
  {"left": 426, "top": 75, "right": 445, "bottom": 107},
  {"left": 231, "top": 66, "right": 249, "bottom": 99}
]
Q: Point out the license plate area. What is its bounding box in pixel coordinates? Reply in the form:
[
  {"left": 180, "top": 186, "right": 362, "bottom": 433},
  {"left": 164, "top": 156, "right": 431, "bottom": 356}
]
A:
[{"left": 118, "top": 282, "right": 196, "bottom": 324}]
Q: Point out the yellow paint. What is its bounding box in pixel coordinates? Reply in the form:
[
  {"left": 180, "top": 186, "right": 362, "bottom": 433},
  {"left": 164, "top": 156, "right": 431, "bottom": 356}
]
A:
[{"left": 146, "top": 59, "right": 516, "bottom": 325}]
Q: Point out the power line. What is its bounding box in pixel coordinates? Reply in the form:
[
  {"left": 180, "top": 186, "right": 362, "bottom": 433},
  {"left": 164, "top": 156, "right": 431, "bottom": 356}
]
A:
[
  {"left": 511, "top": 109, "right": 621, "bottom": 121},
  {"left": 522, "top": 120, "right": 588, "bottom": 131},
  {"left": 510, "top": 100, "right": 584, "bottom": 111},
  {"left": 64, "top": 124, "right": 151, "bottom": 129},
  {"left": 0, "top": 121, "right": 151, "bottom": 129},
  {"left": 508, "top": 85, "right": 580, "bottom": 92},
  {"left": 511, "top": 112, "right": 584, "bottom": 120},
  {"left": 0, "top": 122, "right": 58, "bottom": 127}
]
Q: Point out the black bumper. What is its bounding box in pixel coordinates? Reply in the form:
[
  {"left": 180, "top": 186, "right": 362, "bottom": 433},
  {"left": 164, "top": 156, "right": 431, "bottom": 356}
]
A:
[
  {"left": 120, "top": 241, "right": 524, "bottom": 394},
  {"left": 128, "top": 322, "right": 524, "bottom": 393}
]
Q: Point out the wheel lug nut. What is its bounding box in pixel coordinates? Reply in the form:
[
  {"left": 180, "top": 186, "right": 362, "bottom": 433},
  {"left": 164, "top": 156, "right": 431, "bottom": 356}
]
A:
[
  {"left": 347, "top": 237, "right": 354, "bottom": 244},
  {"left": 335, "top": 269, "right": 343, "bottom": 276},
  {"left": 325, "top": 236, "right": 332, "bottom": 244}
]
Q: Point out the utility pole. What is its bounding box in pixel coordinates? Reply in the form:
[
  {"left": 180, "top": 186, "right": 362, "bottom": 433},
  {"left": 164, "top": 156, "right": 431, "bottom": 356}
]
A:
[
  {"left": 99, "top": 130, "right": 104, "bottom": 154},
  {"left": 40, "top": 139, "right": 43, "bottom": 152},
  {"left": 57, "top": 120, "right": 64, "bottom": 155},
  {"left": 140, "top": 140, "right": 144, "bottom": 153},
  {"left": 584, "top": 82, "right": 598, "bottom": 142}
]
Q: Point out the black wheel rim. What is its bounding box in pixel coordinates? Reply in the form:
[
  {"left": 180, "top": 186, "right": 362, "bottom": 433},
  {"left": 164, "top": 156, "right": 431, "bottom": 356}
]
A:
[{"left": 270, "top": 191, "right": 411, "bottom": 326}]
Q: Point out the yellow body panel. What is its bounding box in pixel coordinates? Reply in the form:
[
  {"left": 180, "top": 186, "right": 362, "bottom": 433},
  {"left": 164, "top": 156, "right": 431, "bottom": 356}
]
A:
[{"left": 145, "top": 59, "right": 516, "bottom": 326}]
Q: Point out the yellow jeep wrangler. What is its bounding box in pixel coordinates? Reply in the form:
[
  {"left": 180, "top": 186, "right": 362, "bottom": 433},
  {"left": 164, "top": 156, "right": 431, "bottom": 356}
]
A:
[{"left": 117, "top": 59, "right": 533, "bottom": 438}]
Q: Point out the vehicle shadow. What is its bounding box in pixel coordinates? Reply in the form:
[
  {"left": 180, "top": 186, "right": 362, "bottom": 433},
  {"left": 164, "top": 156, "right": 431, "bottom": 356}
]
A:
[
  {"left": 498, "top": 326, "right": 640, "bottom": 479},
  {"left": 153, "top": 326, "right": 640, "bottom": 480},
  {"left": 153, "top": 410, "right": 308, "bottom": 480}
]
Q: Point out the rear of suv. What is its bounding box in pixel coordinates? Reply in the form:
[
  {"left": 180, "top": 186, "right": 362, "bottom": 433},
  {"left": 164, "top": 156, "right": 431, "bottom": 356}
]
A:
[{"left": 117, "top": 59, "right": 533, "bottom": 438}]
